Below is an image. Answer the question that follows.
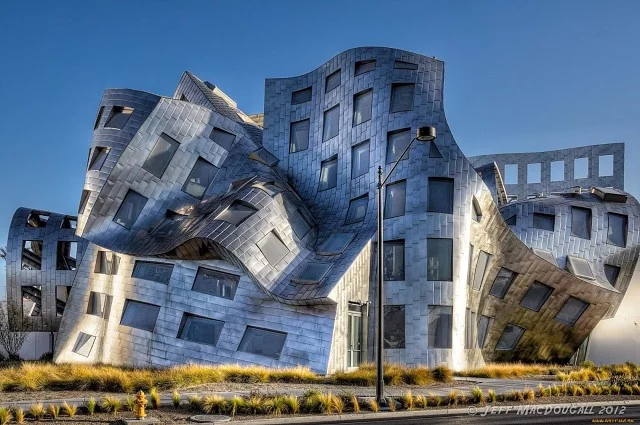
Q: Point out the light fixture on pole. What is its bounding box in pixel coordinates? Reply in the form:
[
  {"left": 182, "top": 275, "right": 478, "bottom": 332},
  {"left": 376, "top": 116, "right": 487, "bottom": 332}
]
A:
[{"left": 376, "top": 126, "right": 436, "bottom": 407}]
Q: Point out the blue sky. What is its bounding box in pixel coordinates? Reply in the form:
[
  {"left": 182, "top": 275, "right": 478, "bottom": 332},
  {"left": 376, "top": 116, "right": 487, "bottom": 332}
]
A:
[{"left": 1, "top": 1, "right": 639, "bottom": 292}]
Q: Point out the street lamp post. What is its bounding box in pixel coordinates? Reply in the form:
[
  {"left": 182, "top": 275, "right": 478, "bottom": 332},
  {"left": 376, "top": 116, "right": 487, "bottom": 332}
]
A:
[{"left": 376, "top": 126, "right": 436, "bottom": 406}]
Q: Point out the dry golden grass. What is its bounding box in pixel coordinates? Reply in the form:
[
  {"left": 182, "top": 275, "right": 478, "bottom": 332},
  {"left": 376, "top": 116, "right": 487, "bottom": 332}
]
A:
[{"left": 458, "top": 362, "right": 564, "bottom": 379}]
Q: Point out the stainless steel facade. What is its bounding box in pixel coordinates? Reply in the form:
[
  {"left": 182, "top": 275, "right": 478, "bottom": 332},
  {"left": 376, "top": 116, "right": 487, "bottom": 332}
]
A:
[{"left": 4, "top": 47, "right": 639, "bottom": 372}]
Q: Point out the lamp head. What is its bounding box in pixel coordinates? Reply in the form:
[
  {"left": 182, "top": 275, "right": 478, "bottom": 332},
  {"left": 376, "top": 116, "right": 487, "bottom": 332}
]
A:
[{"left": 416, "top": 126, "right": 436, "bottom": 142}]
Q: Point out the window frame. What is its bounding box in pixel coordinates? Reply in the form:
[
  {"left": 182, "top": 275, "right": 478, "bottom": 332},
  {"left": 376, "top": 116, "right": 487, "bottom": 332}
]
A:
[
  {"left": 289, "top": 118, "right": 310, "bottom": 153},
  {"left": 353, "top": 88, "right": 373, "bottom": 126},
  {"left": 345, "top": 194, "right": 369, "bottom": 224},
  {"left": 390, "top": 83, "right": 415, "bottom": 113}
]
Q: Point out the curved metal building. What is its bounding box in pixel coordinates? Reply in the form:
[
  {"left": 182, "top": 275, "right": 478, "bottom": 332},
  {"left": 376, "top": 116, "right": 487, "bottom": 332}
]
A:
[{"left": 4, "top": 47, "right": 639, "bottom": 372}]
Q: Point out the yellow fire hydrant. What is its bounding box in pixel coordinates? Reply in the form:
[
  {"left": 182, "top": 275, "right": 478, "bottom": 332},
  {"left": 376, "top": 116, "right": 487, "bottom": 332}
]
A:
[{"left": 135, "top": 390, "right": 147, "bottom": 420}]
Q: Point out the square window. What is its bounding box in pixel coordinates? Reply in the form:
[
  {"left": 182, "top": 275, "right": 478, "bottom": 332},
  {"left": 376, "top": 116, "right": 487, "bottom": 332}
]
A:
[
  {"left": 26, "top": 211, "right": 49, "bottom": 228},
  {"left": 428, "top": 305, "right": 452, "bottom": 348},
  {"left": 182, "top": 157, "right": 218, "bottom": 199},
  {"left": 394, "top": 60, "right": 418, "bottom": 70},
  {"left": 319, "top": 156, "right": 338, "bottom": 190},
  {"left": 87, "top": 291, "right": 112, "bottom": 319},
  {"left": 384, "top": 305, "right": 405, "bottom": 348},
  {"left": 477, "top": 315, "right": 493, "bottom": 348},
  {"left": 551, "top": 160, "right": 564, "bottom": 181},
  {"left": 520, "top": 281, "right": 553, "bottom": 312},
  {"left": 489, "top": 268, "right": 517, "bottom": 298},
  {"left": 120, "top": 300, "right": 161, "bottom": 332},
  {"left": 325, "top": 69, "right": 341, "bottom": 93},
  {"left": 238, "top": 326, "right": 287, "bottom": 359},
  {"left": 353, "top": 89, "right": 373, "bottom": 126},
  {"left": 571, "top": 207, "right": 592, "bottom": 239},
  {"left": 555, "top": 297, "right": 589, "bottom": 326},
  {"left": 72, "top": 333, "right": 96, "bottom": 357},
  {"left": 104, "top": 106, "right": 133, "bottom": 129},
  {"left": 291, "top": 87, "right": 312, "bottom": 104},
  {"left": 113, "top": 190, "right": 148, "bottom": 229},
  {"left": 504, "top": 164, "right": 518, "bottom": 184},
  {"left": 60, "top": 216, "right": 77, "bottom": 229},
  {"left": 289, "top": 119, "right": 310, "bottom": 153},
  {"left": 94, "top": 251, "right": 120, "bottom": 275},
  {"left": 574, "top": 157, "right": 589, "bottom": 179},
  {"left": 318, "top": 233, "right": 354, "bottom": 255},
  {"left": 78, "top": 190, "right": 91, "bottom": 214},
  {"left": 94, "top": 106, "right": 105, "bottom": 130},
  {"left": 496, "top": 324, "right": 525, "bottom": 350},
  {"left": 607, "top": 213, "right": 627, "bottom": 247},
  {"left": 21, "top": 240, "right": 43, "bottom": 270},
  {"left": 384, "top": 240, "right": 405, "bottom": 281},
  {"left": 599, "top": 155, "right": 614, "bottom": 177},
  {"left": 427, "top": 238, "right": 453, "bottom": 281},
  {"left": 604, "top": 264, "right": 621, "bottom": 288},
  {"left": 345, "top": 195, "right": 368, "bottom": 224},
  {"left": 22, "top": 285, "right": 42, "bottom": 317},
  {"left": 88, "top": 147, "right": 111, "bottom": 171},
  {"left": 386, "top": 128, "right": 411, "bottom": 163},
  {"left": 290, "top": 210, "right": 311, "bottom": 240},
  {"left": 428, "top": 177, "right": 454, "bottom": 214},
  {"left": 192, "top": 267, "right": 239, "bottom": 300},
  {"left": 566, "top": 255, "right": 595, "bottom": 280},
  {"left": 293, "top": 263, "right": 332, "bottom": 284},
  {"left": 323, "top": 105, "right": 340, "bottom": 141},
  {"left": 355, "top": 59, "right": 376, "bottom": 76},
  {"left": 527, "top": 163, "right": 541, "bottom": 184},
  {"left": 257, "top": 231, "right": 289, "bottom": 265},
  {"left": 132, "top": 261, "right": 174, "bottom": 285},
  {"left": 390, "top": 83, "right": 414, "bottom": 113},
  {"left": 533, "top": 212, "right": 555, "bottom": 231},
  {"left": 56, "top": 241, "right": 78, "bottom": 271},
  {"left": 215, "top": 200, "right": 257, "bottom": 226},
  {"left": 352, "top": 140, "right": 370, "bottom": 178},
  {"left": 473, "top": 250, "right": 492, "bottom": 291},
  {"left": 384, "top": 180, "right": 406, "bottom": 218},
  {"left": 178, "top": 313, "right": 224, "bottom": 346},
  {"left": 143, "top": 133, "right": 179, "bottom": 178}
]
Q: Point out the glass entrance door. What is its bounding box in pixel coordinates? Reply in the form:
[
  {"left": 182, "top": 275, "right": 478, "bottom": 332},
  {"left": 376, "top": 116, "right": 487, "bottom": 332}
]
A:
[{"left": 347, "top": 308, "right": 363, "bottom": 368}]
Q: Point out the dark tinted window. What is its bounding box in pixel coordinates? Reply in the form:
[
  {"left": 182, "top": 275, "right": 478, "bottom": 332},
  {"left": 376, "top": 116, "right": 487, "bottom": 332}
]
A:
[
  {"left": 291, "top": 87, "right": 312, "bottom": 104},
  {"left": 384, "top": 305, "right": 405, "bottom": 348},
  {"left": 571, "top": 206, "right": 592, "bottom": 239},
  {"left": 533, "top": 213, "right": 555, "bottom": 231},
  {"left": 120, "top": 300, "right": 160, "bottom": 332},
  {"left": 192, "top": 267, "right": 239, "bottom": 300},
  {"left": 607, "top": 213, "right": 628, "bottom": 247},
  {"left": 345, "top": 195, "right": 368, "bottom": 224},
  {"left": 215, "top": 200, "right": 257, "bottom": 226},
  {"left": 428, "top": 178, "right": 454, "bottom": 214},
  {"left": 390, "top": 83, "right": 414, "bottom": 113},
  {"left": 132, "top": 261, "right": 174, "bottom": 284},
  {"left": 355, "top": 60, "right": 376, "bottom": 76},
  {"left": 489, "top": 268, "right": 517, "bottom": 298},
  {"left": 496, "top": 324, "right": 525, "bottom": 350},
  {"left": 555, "top": 297, "right": 589, "bottom": 326},
  {"left": 427, "top": 238, "right": 453, "bottom": 281},
  {"left": 604, "top": 264, "right": 621, "bottom": 288},
  {"left": 319, "top": 156, "right": 338, "bottom": 191},
  {"left": 384, "top": 240, "right": 404, "bottom": 281},
  {"left": 394, "top": 60, "right": 418, "bottom": 70},
  {"left": 143, "top": 133, "right": 179, "bottom": 178},
  {"left": 353, "top": 89, "right": 373, "bottom": 126},
  {"left": 88, "top": 147, "right": 111, "bottom": 171},
  {"left": 209, "top": 127, "right": 235, "bottom": 150},
  {"left": 178, "top": 313, "right": 224, "bottom": 346},
  {"left": 182, "top": 157, "right": 218, "bottom": 199},
  {"left": 238, "top": 326, "right": 287, "bottom": 359},
  {"left": 384, "top": 180, "right": 406, "bottom": 218},
  {"left": 104, "top": 106, "right": 133, "bottom": 129},
  {"left": 113, "top": 190, "right": 148, "bottom": 229},
  {"left": 323, "top": 105, "right": 340, "bottom": 141},
  {"left": 289, "top": 119, "right": 310, "bottom": 153},
  {"left": 325, "top": 69, "right": 341, "bottom": 93},
  {"left": 520, "top": 281, "right": 553, "bottom": 312},
  {"left": 352, "top": 140, "right": 370, "bottom": 178},
  {"left": 428, "top": 305, "right": 452, "bottom": 348},
  {"left": 386, "top": 129, "right": 411, "bottom": 163}
]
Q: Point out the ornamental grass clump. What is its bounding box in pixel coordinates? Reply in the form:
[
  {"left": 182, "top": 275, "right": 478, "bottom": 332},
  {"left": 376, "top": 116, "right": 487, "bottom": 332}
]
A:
[
  {"left": 487, "top": 389, "right": 497, "bottom": 403},
  {"left": 448, "top": 390, "right": 460, "bottom": 406},
  {"left": 29, "top": 403, "right": 45, "bottom": 420},
  {"left": 414, "top": 394, "right": 427, "bottom": 409},
  {"left": 149, "top": 387, "right": 161, "bottom": 409},
  {"left": 387, "top": 397, "right": 396, "bottom": 412},
  {"left": 428, "top": 392, "right": 442, "bottom": 407},
  {"left": 523, "top": 388, "right": 535, "bottom": 400},
  {"left": 86, "top": 398, "right": 96, "bottom": 415},
  {"left": 14, "top": 408, "right": 25, "bottom": 424},
  {"left": 125, "top": 396, "right": 136, "bottom": 412},
  {"left": 202, "top": 395, "right": 226, "bottom": 415},
  {"left": 282, "top": 395, "right": 300, "bottom": 414},
  {"left": 62, "top": 401, "right": 77, "bottom": 417},
  {"left": 246, "top": 396, "right": 264, "bottom": 414},
  {"left": 0, "top": 408, "right": 12, "bottom": 425},
  {"left": 471, "top": 386, "right": 485, "bottom": 403},
  {"left": 400, "top": 390, "right": 414, "bottom": 410},
  {"left": 101, "top": 396, "right": 122, "bottom": 414},
  {"left": 367, "top": 398, "right": 379, "bottom": 413},
  {"left": 228, "top": 396, "right": 246, "bottom": 417},
  {"left": 47, "top": 404, "right": 60, "bottom": 420},
  {"left": 188, "top": 395, "right": 203, "bottom": 411},
  {"left": 172, "top": 390, "right": 181, "bottom": 407}
]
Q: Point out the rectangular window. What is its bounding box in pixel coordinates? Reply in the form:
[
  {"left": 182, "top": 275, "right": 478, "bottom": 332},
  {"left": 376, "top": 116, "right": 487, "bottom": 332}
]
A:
[
  {"left": 132, "top": 261, "right": 174, "bottom": 285},
  {"left": 104, "top": 106, "right": 133, "bottom": 129},
  {"left": 178, "top": 313, "right": 224, "bottom": 346},
  {"left": 61, "top": 216, "right": 77, "bottom": 229},
  {"left": 571, "top": 206, "right": 592, "bottom": 239},
  {"left": 394, "top": 60, "right": 418, "bottom": 70},
  {"left": 428, "top": 177, "right": 454, "bottom": 214},
  {"left": 78, "top": 189, "right": 91, "bottom": 214},
  {"left": 318, "top": 233, "right": 354, "bottom": 255},
  {"left": 472, "top": 198, "right": 482, "bottom": 222},
  {"left": 384, "top": 180, "right": 406, "bottom": 218},
  {"left": 465, "top": 309, "right": 472, "bottom": 349},
  {"left": 390, "top": 83, "right": 414, "bottom": 113},
  {"left": 467, "top": 245, "right": 474, "bottom": 286},
  {"left": 182, "top": 157, "right": 218, "bottom": 199},
  {"left": 22, "top": 286, "right": 42, "bottom": 316},
  {"left": 489, "top": 268, "right": 517, "bottom": 298},
  {"left": 257, "top": 231, "right": 289, "bottom": 265},
  {"left": 290, "top": 210, "right": 311, "bottom": 240},
  {"left": 319, "top": 156, "right": 338, "bottom": 190},
  {"left": 527, "top": 163, "right": 541, "bottom": 184},
  {"left": 26, "top": 211, "right": 49, "bottom": 228},
  {"left": 555, "top": 297, "right": 589, "bottom": 326},
  {"left": 88, "top": 147, "right": 111, "bottom": 171},
  {"left": 574, "top": 157, "right": 589, "bottom": 179},
  {"left": 520, "top": 281, "right": 553, "bottom": 312},
  {"left": 113, "top": 190, "right": 148, "bottom": 229},
  {"left": 152, "top": 210, "right": 187, "bottom": 237},
  {"left": 428, "top": 305, "right": 452, "bottom": 349},
  {"left": 325, "top": 69, "right": 341, "bottom": 93},
  {"left": 143, "top": 133, "right": 179, "bottom": 178},
  {"left": 21, "top": 240, "right": 43, "bottom": 271},
  {"left": 345, "top": 195, "right": 368, "bottom": 224},
  {"left": 355, "top": 59, "right": 376, "bottom": 76},
  {"left": 384, "top": 240, "right": 405, "bottom": 281},
  {"left": 386, "top": 128, "right": 411, "bottom": 163},
  {"left": 56, "top": 286, "right": 71, "bottom": 316},
  {"left": 291, "top": 87, "right": 312, "bottom": 104},
  {"left": 216, "top": 200, "right": 257, "bottom": 226},
  {"left": 352, "top": 140, "right": 370, "bottom": 178},
  {"left": 384, "top": 305, "right": 405, "bottom": 348},
  {"left": 551, "top": 160, "right": 564, "bottom": 181},
  {"left": 504, "top": 164, "right": 518, "bottom": 184},
  {"left": 599, "top": 155, "right": 614, "bottom": 177},
  {"left": 566, "top": 255, "right": 595, "bottom": 280},
  {"left": 353, "top": 89, "right": 373, "bottom": 126},
  {"left": 192, "top": 267, "right": 239, "bottom": 300},
  {"left": 238, "top": 326, "right": 287, "bottom": 359},
  {"left": 289, "top": 119, "right": 310, "bottom": 153},
  {"left": 477, "top": 315, "right": 492, "bottom": 348},
  {"left": 56, "top": 241, "right": 78, "bottom": 271},
  {"left": 533, "top": 212, "right": 555, "bottom": 231},
  {"left": 293, "top": 263, "right": 332, "bottom": 284},
  {"left": 323, "top": 104, "right": 340, "bottom": 141},
  {"left": 87, "top": 291, "right": 112, "bottom": 319},
  {"left": 72, "top": 333, "right": 96, "bottom": 357},
  {"left": 607, "top": 213, "right": 628, "bottom": 247},
  {"left": 94, "top": 251, "right": 120, "bottom": 275},
  {"left": 120, "top": 300, "right": 161, "bottom": 332},
  {"left": 427, "top": 238, "right": 453, "bottom": 281},
  {"left": 604, "top": 264, "right": 620, "bottom": 287},
  {"left": 94, "top": 106, "right": 105, "bottom": 129},
  {"left": 473, "top": 250, "right": 491, "bottom": 291},
  {"left": 209, "top": 128, "right": 235, "bottom": 150},
  {"left": 496, "top": 324, "right": 525, "bottom": 350}
]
